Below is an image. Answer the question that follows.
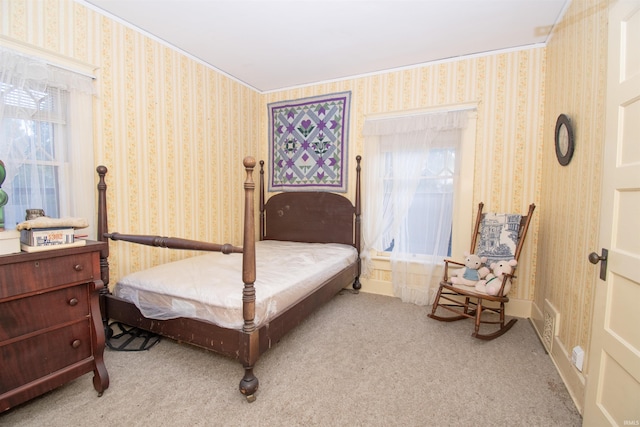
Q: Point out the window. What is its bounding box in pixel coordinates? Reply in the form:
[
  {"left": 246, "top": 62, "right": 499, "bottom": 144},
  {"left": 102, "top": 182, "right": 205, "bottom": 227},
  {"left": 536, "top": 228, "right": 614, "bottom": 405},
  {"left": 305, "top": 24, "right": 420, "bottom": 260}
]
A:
[
  {"left": 378, "top": 137, "right": 457, "bottom": 257},
  {"left": 1, "top": 84, "right": 69, "bottom": 222},
  {"left": 0, "top": 46, "right": 95, "bottom": 236},
  {"left": 361, "top": 107, "right": 476, "bottom": 305}
]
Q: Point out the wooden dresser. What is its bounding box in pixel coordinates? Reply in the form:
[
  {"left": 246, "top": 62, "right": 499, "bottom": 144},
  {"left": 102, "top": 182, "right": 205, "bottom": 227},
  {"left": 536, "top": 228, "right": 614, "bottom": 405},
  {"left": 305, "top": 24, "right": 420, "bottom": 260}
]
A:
[{"left": 0, "top": 241, "right": 109, "bottom": 412}]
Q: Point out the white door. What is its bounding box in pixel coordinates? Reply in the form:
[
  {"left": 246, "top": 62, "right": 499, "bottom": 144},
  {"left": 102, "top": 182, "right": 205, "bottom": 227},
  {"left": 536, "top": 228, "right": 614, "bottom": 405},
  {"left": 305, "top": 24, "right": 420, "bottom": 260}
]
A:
[{"left": 583, "top": 1, "right": 640, "bottom": 425}]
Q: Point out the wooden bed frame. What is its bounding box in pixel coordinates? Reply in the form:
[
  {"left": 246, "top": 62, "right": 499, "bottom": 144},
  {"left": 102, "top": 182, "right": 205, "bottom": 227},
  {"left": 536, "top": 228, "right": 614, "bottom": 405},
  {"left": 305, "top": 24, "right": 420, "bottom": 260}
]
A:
[{"left": 96, "top": 155, "right": 362, "bottom": 401}]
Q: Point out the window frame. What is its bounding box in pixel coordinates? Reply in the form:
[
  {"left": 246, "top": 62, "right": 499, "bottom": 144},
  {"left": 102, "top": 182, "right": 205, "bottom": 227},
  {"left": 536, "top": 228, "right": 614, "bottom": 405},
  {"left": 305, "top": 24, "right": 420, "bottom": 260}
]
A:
[
  {"left": 0, "top": 41, "right": 96, "bottom": 237},
  {"left": 371, "top": 109, "right": 477, "bottom": 264}
]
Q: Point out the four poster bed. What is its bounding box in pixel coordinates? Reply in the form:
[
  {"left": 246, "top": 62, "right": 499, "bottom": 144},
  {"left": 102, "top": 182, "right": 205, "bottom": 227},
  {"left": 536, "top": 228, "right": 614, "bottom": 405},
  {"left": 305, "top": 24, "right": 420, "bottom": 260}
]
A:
[{"left": 96, "top": 156, "right": 362, "bottom": 402}]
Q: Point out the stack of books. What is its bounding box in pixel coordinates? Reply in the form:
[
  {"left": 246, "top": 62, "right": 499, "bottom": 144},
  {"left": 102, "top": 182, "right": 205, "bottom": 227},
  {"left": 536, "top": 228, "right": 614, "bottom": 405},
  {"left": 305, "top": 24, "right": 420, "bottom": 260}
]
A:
[{"left": 20, "top": 227, "right": 86, "bottom": 253}]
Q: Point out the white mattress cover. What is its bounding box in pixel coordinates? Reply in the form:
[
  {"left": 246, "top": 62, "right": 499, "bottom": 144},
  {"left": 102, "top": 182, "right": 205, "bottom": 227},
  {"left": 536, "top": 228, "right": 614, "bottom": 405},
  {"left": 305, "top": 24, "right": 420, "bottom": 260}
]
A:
[{"left": 114, "top": 240, "right": 357, "bottom": 330}]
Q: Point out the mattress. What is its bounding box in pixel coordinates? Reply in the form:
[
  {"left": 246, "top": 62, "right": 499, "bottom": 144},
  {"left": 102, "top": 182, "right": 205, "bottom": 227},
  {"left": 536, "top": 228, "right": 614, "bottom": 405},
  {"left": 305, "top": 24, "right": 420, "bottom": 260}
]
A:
[{"left": 114, "top": 240, "right": 358, "bottom": 330}]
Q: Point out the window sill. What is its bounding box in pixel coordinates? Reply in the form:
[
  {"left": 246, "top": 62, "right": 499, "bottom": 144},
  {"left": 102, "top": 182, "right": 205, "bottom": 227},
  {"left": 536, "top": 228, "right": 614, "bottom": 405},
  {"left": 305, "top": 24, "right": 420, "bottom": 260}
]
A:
[{"left": 370, "top": 253, "right": 443, "bottom": 272}]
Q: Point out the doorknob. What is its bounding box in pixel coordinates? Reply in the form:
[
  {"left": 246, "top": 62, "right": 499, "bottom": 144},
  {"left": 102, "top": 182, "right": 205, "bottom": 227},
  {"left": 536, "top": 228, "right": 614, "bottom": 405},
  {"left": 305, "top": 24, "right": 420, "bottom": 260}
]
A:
[
  {"left": 589, "top": 248, "right": 608, "bottom": 281},
  {"left": 588, "top": 251, "right": 606, "bottom": 264}
]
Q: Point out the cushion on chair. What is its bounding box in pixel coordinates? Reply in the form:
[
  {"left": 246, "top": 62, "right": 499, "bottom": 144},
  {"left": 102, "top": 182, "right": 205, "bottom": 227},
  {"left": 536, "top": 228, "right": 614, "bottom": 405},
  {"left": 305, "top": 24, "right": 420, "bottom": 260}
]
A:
[{"left": 476, "top": 213, "right": 522, "bottom": 264}]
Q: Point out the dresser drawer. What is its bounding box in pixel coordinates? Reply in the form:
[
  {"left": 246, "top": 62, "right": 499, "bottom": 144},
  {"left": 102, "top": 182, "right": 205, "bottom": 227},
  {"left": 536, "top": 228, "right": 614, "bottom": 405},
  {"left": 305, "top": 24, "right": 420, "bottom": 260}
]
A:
[
  {"left": 0, "top": 284, "right": 90, "bottom": 341},
  {"left": 0, "top": 252, "right": 96, "bottom": 299},
  {"left": 0, "top": 320, "right": 93, "bottom": 394}
]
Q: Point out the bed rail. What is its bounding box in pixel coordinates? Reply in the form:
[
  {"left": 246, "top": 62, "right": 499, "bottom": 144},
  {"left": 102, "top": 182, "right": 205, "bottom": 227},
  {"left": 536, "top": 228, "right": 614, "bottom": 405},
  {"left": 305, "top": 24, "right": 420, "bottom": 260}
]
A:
[{"left": 103, "top": 232, "right": 242, "bottom": 254}]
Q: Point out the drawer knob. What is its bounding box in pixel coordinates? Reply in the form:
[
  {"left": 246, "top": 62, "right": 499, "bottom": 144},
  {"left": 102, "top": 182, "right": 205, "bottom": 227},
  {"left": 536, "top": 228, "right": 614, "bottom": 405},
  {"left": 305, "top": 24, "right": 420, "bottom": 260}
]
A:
[
  {"left": 71, "top": 339, "right": 81, "bottom": 349},
  {"left": 73, "top": 264, "right": 83, "bottom": 272},
  {"left": 68, "top": 298, "right": 78, "bottom": 306}
]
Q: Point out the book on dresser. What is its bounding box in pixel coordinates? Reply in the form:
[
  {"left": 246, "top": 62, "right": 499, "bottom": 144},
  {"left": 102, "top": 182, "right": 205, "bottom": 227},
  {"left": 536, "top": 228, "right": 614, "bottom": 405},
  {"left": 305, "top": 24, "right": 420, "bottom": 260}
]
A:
[{"left": 19, "top": 227, "right": 86, "bottom": 252}]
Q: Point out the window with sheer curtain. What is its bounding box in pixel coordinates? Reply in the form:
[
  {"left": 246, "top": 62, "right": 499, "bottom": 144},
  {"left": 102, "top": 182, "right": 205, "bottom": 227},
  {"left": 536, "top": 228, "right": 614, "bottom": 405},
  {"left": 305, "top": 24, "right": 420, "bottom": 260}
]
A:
[
  {"left": 361, "top": 109, "right": 475, "bottom": 305},
  {"left": 0, "top": 46, "right": 96, "bottom": 236},
  {"left": 376, "top": 136, "right": 458, "bottom": 256}
]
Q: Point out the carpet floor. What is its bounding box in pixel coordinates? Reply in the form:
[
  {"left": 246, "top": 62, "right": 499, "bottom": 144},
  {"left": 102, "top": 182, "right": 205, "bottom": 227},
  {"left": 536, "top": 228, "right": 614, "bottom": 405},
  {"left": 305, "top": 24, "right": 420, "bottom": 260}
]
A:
[{"left": 0, "top": 292, "right": 582, "bottom": 427}]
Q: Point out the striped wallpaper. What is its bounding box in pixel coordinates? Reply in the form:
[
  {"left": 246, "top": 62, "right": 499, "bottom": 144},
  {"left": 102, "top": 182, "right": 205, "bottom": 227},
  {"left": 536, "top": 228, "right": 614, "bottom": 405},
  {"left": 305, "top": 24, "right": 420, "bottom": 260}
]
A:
[
  {"left": 0, "top": 0, "right": 262, "bottom": 281},
  {"left": 1, "top": 0, "right": 543, "bottom": 299},
  {"left": 1, "top": 1, "right": 545, "bottom": 300},
  {"left": 1, "top": 2, "right": 610, "bottom": 410},
  {"left": 534, "top": 0, "right": 609, "bottom": 409},
  {"left": 262, "top": 50, "right": 546, "bottom": 305}
]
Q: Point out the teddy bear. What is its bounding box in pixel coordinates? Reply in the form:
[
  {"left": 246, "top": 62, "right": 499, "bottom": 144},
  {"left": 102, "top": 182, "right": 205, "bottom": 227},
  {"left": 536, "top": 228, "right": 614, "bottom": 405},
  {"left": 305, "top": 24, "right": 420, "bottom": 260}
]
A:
[
  {"left": 475, "top": 259, "right": 518, "bottom": 296},
  {"left": 449, "top": 253, "right": 489, "bottom": 287}
]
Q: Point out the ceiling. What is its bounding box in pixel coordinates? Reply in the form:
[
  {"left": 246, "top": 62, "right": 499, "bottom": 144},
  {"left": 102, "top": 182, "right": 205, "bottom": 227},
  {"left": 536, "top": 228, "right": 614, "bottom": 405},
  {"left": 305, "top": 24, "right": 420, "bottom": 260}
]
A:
[{"left": 81, "top": 0, "right": 569, "bottom": 93}]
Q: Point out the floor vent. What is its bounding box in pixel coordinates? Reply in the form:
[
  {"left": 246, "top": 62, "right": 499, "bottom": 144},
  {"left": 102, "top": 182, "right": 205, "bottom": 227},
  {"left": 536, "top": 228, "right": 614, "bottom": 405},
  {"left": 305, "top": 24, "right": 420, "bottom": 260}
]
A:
[{"left": 542, "top": 299, "right": 560, "bottom": 353}]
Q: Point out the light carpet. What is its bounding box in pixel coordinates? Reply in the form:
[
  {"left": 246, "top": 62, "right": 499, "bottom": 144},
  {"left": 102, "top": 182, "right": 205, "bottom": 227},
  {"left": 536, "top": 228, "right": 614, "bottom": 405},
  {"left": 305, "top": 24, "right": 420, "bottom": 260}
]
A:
[{"left": 0, "top": 292, "right": 581, "bottom": 427}]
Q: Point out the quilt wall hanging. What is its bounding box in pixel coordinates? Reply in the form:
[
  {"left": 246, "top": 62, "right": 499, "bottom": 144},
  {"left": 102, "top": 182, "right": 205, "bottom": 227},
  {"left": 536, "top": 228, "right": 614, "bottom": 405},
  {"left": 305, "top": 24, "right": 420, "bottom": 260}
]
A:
[{"left": 268, "top": 91, "right": 351, "bottom": 192}]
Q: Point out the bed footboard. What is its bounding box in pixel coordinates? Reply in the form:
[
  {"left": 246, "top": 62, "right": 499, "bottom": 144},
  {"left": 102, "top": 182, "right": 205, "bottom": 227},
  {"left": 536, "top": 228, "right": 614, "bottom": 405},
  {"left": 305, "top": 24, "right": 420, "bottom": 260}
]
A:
[{"left": 97, "top": 158, "right": 260, "bottom": 401}]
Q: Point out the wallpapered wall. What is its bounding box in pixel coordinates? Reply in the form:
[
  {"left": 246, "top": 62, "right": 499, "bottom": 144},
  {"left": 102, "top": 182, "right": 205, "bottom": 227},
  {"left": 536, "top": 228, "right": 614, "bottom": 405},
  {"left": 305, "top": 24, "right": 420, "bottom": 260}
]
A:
[
  {"left": 262, "top": 51, "right": 545, "bottom": 306},
  {"left": 1, "top": 1, "right": 608, "bottom": 410},
  {"left": 0, "top": 0, "right": 262, "bottom": 282},
  {"left": 535, "top": 0, "right": 609, "bottom": 411},
  {"left": 1, "top": 0, "right": 545, "bottom": 302}
]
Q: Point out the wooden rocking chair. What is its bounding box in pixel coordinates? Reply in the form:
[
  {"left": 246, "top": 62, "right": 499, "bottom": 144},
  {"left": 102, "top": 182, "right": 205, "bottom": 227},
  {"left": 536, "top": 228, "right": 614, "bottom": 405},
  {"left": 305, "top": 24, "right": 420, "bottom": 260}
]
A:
[{"left": 428, "top": 202, "right": 535, "bottom": 340}]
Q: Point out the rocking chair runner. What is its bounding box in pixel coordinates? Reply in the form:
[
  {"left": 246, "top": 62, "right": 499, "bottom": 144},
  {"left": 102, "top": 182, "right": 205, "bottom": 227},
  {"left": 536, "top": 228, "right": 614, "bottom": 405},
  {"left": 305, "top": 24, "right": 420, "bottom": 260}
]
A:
[{"left": 428, "top": 202, "right": 535, "bottom": 340}]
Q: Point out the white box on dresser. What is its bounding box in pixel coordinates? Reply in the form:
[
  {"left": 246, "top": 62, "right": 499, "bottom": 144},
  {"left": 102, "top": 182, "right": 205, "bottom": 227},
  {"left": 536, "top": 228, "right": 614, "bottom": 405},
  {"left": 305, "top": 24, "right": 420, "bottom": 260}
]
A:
[{"left": 0, "top": 230, "right": 20, "bottom": 255}]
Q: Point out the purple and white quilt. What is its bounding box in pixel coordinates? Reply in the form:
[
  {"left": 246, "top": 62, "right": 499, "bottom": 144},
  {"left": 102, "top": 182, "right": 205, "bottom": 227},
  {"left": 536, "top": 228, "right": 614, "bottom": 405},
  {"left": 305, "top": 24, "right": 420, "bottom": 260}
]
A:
[{"left": 268, "top": 91, "right": 351, "bottom": 192}]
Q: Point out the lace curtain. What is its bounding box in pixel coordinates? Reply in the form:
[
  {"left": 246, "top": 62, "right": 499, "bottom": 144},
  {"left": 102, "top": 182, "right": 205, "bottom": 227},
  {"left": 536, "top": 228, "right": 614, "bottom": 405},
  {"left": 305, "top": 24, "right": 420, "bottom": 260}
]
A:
[
  {"left": 0, "top": 46, "right": 95, "bottom": 231},
  {"left": 361, "top": 110, "right": 469, "bottom": 305}
]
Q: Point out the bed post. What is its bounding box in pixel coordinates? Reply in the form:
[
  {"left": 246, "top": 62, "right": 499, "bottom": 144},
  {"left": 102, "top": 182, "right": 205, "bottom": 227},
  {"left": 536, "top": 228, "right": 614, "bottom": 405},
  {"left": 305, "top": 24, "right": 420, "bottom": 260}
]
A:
[
  {"left": 239, "top": 156, "right": 259, "bottom": 402},
  {"left": 96, "top": 166, "right": 110, "bottom": 323},
  {"left": 353, "top": 155, "right": 362, "bottom": 290},
  {"left": 259, "top": 160, "right": 265, "bottom": 241}
]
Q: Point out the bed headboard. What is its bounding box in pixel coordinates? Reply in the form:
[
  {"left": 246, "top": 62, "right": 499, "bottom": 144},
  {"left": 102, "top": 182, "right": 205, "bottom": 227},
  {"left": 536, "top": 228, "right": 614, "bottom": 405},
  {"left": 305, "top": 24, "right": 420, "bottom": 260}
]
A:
[{"left": 259, "top": 156, "right": 361, "bottom": 249}]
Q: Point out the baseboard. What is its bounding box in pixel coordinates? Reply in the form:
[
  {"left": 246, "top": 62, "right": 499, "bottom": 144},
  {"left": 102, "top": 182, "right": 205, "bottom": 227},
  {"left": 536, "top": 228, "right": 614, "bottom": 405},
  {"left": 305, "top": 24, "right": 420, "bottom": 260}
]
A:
[
  {"left": 549, "top": 336, "right": 586, "bottom": 414},
  {"left": 530, "top": 302, "right": 545, "bottom": 344},
  {"left": 530, "top": 299, "right": 561, "bottom": 353},
  {"left": 359, "top": 277, "right": 395, "bottom": 297},
  {"left": 504, "top": 298, "right": 531, "bottom": 318},
  {"left": 530, "top": 301, "right": 586, "bottom": 414}
]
